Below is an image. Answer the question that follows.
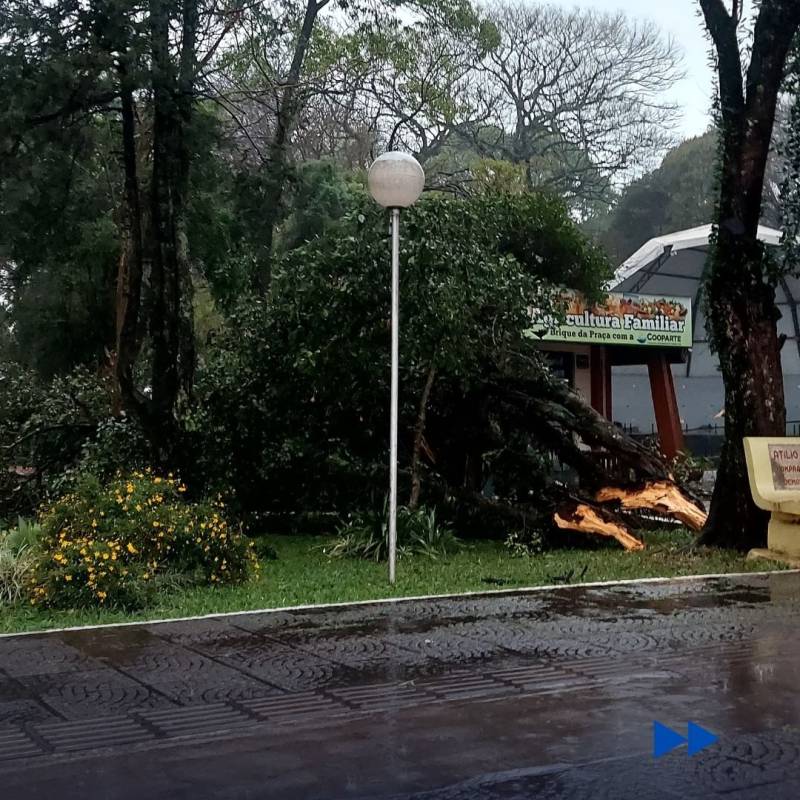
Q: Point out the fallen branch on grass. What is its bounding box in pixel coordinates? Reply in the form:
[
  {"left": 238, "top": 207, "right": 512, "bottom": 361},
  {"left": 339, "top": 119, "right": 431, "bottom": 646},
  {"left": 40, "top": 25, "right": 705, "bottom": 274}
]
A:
[
  {"left": 554, "top": 500, "right": 645, "bottom": 552},
  {"left": 595, "top": 481, "right": 707, "bottom": 531}
]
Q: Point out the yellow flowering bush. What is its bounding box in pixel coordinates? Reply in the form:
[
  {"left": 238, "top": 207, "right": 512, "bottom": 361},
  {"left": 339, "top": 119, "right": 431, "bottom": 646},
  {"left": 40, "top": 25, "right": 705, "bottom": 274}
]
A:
[{"left": 30, "top": 470, "right": 259, "bottom": 609}]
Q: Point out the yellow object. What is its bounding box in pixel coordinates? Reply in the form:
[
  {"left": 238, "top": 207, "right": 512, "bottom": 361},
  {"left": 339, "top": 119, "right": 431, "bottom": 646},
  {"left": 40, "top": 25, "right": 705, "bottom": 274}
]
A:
[{"left": 744, "top": 437, "right": 800, "bottom": 558}]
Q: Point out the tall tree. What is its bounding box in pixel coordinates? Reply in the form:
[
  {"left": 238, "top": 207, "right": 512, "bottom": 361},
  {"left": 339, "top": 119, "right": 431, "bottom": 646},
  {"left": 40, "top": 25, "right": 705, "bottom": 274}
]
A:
[
  {"left": 698, "top": 0, "right": 800, "bottom": 549},
  {"left": 0, "top": 0, "right": 243, "bottom": 461},
  {"left": 219, "top": 0, "right": 485, "bottom": 293},
  {"left": 459, "top": 2, "right": 683, "bottom": 213},
  {"left": 592, "top": 132, "right": 718, "bottom": 263}
]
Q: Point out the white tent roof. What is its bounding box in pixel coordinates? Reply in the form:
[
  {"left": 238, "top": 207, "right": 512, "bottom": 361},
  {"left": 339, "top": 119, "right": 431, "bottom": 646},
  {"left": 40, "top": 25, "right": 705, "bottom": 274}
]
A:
[
  {"left": 614, "top": 223, "right": 783, "bottom": 285},
  {"left": 609, "top": 223, "right": 800, "bottom": 378}
]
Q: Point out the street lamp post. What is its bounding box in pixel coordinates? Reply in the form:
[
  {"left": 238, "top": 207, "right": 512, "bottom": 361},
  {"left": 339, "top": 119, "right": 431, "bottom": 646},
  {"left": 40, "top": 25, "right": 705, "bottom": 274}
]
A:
[{"left": 367, "top": 152, "right": 425, "bottom": 584}]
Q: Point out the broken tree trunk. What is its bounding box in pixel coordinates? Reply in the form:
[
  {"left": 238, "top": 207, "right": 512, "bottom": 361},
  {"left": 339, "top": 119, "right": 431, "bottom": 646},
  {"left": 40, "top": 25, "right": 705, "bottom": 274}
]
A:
[
  {"left": 595, "top": 481, "right": 708, "bottom": 531},
  {"left": 554, "top": 500, "right": 645, "bottom": 552},
  {"left": 455, "top": 487, "right": 646, "bottom": 552},
  {"left": 424, "top": 355, "right": 703, "bottom": 550},
  {"left": 476, "top": 357, "right": 706, "bottom": 548}
]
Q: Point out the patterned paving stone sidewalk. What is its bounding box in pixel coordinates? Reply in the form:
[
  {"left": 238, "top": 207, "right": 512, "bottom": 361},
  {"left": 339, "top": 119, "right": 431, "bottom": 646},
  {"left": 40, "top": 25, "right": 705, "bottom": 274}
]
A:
[{"left": 1, "top": 571, "right": 800, "bottom": 798}]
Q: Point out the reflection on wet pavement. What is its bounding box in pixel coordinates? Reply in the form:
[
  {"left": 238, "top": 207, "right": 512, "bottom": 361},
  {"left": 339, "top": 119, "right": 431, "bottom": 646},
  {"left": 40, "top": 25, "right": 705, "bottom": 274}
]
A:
[{"left": 0, "top": 572, "right": 799, "bottom": 798}]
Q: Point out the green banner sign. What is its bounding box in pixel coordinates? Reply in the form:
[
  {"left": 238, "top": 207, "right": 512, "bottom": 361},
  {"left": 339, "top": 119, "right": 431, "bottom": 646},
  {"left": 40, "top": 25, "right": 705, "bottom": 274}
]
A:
[{"left": 528, "top": 292, "right": 692, "bottom": 348}]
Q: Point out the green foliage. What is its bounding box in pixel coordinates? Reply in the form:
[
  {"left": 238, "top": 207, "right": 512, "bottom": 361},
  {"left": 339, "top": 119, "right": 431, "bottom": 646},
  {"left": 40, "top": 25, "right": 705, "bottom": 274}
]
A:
[
  {"left": 0, "top": 362, "right": 151, "bottom": 519},
  {"left": 327, "top": 505, "right": 461, "bottom": 561},
  {"left": 504, "top": 526, "right": 546, "bottom": 557},
  {"left": 2, "top": 517, "right": 43, "bottom": 552},
  {"left": 276, "top": 161, "right": 366, "bottom": 252},
  {"left": 0, "top": 539, "right": 37, "bottom": 605},
  {"left": 0, "top": 114, "right": 120, "bottom": 375},
  {"left": 0, "top": 518, "right": 42, "bottom": 605},
  {"left": 56, "top": 417, "right": 152, "bottom": 496},
  {"left": 190, "top": 191, "right": 610, "bottom": 512},
  {"left": 188, "top": 106, "right": 254, "bottom": 309},
  {"left": 591, "top": 132, "right": 718, "bottom": 263},
  {"left": 0, "top": 363, "right": 122, "bottom": 517},
  {"left": 31, "top": 471, "right": 259, "bottom": 610},
  {"left": 669, "top": 451, "right": 711, "bottom": 486},
  {"left": 592, "top": 122, "right": 790, "bottom": 264},
  {"left": 468, "top": 158, "right": 528, "bottom": 195}
]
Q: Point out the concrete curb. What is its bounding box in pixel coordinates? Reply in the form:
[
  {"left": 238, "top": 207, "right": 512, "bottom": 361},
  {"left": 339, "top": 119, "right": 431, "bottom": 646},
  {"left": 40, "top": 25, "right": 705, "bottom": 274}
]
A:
[{"left": 1, "top": 567, "right": 798, "bottom": 640}]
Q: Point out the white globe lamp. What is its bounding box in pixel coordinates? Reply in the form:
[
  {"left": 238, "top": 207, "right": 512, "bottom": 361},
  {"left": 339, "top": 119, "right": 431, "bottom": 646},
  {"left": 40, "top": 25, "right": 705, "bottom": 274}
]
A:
[{"left": 367, "top": 152, "right": 425, "bottom": 208}]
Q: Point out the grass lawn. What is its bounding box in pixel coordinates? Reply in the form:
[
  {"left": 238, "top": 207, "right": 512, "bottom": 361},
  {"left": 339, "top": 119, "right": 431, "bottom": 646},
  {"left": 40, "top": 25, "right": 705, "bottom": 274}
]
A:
[{"left": 0, "top": 529, "right": 788, "bottom": 635}]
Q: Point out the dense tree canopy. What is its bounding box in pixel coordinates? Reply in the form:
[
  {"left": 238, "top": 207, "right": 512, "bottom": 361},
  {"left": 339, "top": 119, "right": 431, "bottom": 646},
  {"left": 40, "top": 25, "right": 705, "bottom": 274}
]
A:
[
  {"left": 592, "top": 133, "right": 718, "bottom": 264},
  {"left": 590, "top": 119, "right": 791, "bottom": 265},
  {"left": 190, "top": 191, "right": 611, "bottom": 515}
]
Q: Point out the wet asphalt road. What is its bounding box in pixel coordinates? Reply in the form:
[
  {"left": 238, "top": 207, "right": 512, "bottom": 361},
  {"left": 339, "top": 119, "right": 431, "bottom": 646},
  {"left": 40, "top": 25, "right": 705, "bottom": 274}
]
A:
[{"left": 1, "top": 571, "right": 800, "bottom": 799}]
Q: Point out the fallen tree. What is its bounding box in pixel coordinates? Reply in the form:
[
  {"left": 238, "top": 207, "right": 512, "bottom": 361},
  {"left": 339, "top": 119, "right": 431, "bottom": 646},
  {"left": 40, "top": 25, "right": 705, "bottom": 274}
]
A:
[
  {"left": 422, "top": 352, "right": 707, "bottom": 550},
  {"left": 194, "top": 192, "right": 705, "bottom": 550}
]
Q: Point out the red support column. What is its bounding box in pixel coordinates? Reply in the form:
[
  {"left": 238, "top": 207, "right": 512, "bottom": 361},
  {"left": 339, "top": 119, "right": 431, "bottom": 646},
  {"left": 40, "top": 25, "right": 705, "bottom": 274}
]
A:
[
  {"left": 591, "top": 346, "right": 612, "bottom": 420},
  {"left": 648, "top": 353, "right": 684, "bottom": 460}
]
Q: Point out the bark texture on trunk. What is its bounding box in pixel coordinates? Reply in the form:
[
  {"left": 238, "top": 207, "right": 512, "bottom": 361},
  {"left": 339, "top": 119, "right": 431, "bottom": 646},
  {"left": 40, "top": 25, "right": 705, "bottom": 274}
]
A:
[
  {"left": 146, "top": 0, "right": 198, "bottom": 460},
  {"left": 409, "top": 362, "right": 436, "bottom": 509},
  {"left": 697, "top": 0, "right": 800, "bottom": 549},
  {"left": 115, "top": 74, "right": 147, "bottom": 420}
]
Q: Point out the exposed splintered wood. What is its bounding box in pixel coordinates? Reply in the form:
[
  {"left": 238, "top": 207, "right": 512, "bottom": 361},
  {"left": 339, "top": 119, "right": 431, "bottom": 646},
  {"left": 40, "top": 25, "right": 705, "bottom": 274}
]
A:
[
  {"left": 554, "top": 502, "right": 645, "bottom": 552},
  {"left": 595, "top": 481, "right": 708, "bottom": 531}
]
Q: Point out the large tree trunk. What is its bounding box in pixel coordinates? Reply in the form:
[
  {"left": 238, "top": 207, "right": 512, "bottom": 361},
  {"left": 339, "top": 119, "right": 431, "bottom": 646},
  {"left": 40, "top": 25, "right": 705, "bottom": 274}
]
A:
[
  {"left": 147, "top": 0, "right": 197, "bottom": 460},
  {"left": 702, "top": 254, "right": 784, "bottom": 547},
  {"left": 697, "top": 0, "right": 800, "bottom": 549},
  {"left": 115, "top": 72, "right": 147, "bottom": 421}
]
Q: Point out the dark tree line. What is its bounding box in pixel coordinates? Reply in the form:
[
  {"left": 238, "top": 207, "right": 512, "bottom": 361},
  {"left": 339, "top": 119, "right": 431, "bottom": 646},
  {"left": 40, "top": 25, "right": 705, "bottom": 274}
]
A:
[{"left": 5, "top": 0, "right": 800, "bottom": 551}]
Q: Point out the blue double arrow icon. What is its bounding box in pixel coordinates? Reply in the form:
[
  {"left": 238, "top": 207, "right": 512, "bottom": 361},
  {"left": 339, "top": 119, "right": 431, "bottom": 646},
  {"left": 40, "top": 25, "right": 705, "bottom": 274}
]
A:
[{"left": 653, "top": 721, "right": 718, "bottom": 758}]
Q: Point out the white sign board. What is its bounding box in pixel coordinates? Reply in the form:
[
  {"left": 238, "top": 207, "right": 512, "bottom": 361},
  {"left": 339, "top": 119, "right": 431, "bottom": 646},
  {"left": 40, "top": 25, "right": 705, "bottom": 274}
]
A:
[{"left": 768, "top": 443, "right": 800, "bottom": 491}]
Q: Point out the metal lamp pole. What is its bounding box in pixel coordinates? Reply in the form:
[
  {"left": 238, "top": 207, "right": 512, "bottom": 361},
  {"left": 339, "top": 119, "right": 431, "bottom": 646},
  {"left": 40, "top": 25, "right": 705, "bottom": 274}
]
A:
[
  {"left": 367, "top": 152, "right": 425, "bottom": 585},
  {"left": 389, "top": 208, "right": 400, "bottom": 584}
]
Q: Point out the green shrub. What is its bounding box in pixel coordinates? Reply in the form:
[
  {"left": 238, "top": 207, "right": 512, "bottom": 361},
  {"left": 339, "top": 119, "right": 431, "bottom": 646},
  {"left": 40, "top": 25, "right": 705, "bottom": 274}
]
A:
[
  {"left": 327, "top": 505, "right": 460, "bottom": 561},
  {"left": 3, "top": 517, "right": 43, "bottom": 552},
  {"left": 0, "top": 518, "right": 41, "bottom": 605},
  {"left": 30, "top": 471, "right": 259, "bottom": 609},
  {"left": 0, "top": 541, "right": 37, "bottom": 605},
  {"left": 0, "top": 363, "right": 119, "bottom": 519}
]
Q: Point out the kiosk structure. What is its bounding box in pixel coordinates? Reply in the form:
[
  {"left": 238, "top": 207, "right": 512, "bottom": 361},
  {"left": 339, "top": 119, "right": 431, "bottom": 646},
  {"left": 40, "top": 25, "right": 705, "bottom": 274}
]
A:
[{"left": 530, "top": 291, "right": 692, "bottom": 459}]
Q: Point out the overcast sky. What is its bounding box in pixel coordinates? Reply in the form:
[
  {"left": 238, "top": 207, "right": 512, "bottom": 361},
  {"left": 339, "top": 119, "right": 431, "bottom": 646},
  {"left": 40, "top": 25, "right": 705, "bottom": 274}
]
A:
[{"left": 548, "top": 0, "right": 714, "bottom": 140}]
